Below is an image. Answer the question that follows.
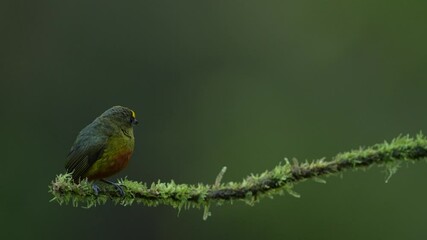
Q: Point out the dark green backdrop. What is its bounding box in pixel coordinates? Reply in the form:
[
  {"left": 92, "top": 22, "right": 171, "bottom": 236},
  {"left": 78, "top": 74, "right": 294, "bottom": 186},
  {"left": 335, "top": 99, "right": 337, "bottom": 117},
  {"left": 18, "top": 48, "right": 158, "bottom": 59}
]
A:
[{"left": 1, "top": 1, "right": 427, "bottom": 239}]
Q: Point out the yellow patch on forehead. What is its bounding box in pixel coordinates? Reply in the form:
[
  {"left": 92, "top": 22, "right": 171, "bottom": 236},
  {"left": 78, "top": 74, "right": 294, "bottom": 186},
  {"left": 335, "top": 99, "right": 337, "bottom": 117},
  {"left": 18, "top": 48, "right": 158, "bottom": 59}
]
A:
[{"left": 131, "top": 110, "right": 136, "bottom": 119}]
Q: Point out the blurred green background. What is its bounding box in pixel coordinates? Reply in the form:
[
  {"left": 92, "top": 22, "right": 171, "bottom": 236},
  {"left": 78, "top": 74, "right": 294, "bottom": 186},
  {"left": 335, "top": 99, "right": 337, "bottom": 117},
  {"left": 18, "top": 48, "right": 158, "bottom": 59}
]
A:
[{"left": 1, "top": 0, "right": 427, "bottom": 239}]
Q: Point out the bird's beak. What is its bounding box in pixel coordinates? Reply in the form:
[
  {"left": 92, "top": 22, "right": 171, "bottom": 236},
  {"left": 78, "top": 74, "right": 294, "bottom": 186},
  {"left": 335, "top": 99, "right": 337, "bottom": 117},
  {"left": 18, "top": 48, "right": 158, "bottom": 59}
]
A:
[{"left": 132, "top": 118, "right": 139, "bottom": 125}]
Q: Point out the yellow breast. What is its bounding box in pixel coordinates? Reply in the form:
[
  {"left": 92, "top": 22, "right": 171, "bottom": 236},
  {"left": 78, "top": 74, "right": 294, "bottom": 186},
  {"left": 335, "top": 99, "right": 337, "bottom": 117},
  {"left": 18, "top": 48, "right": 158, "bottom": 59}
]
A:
[{"left": 84, "top": 134, "right": 135, "bottom": 180}]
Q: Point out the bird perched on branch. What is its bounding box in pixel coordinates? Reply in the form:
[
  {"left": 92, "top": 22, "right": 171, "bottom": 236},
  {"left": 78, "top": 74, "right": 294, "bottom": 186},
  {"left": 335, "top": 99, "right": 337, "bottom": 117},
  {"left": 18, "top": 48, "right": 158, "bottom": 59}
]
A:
[{"left": 65, "top": 106, "right": 138, "bottom": 195}]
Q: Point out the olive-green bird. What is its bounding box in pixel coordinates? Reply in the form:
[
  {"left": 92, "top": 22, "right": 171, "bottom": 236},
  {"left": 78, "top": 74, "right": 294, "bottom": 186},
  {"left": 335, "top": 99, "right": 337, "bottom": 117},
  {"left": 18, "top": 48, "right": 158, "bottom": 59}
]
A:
[{"left": 65, "top": 106, "right": 138, "bottom": 195}]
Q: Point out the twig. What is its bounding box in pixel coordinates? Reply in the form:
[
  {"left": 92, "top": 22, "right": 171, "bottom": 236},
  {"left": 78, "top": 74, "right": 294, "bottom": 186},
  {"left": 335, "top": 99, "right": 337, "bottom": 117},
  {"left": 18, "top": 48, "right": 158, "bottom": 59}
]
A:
[{"left": 49, "top": 133, "right": 427, "bottom": 219}]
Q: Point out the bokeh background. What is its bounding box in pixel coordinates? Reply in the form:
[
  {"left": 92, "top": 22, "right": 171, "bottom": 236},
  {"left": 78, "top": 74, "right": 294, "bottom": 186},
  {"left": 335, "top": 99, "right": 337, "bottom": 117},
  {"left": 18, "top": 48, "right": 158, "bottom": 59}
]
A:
[{"left": 1, "top": 1, "right": 427, "bottom": 239}]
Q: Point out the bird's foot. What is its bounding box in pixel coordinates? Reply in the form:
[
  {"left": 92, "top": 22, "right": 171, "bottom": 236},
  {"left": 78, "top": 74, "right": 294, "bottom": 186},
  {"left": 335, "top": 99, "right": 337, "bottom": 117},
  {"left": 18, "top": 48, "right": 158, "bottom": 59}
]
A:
[
  {"left": 101, "top": 179, "right": 125, "bottom": 197},
  {"left": 92, "top": 183, "right": 101, "bottom": 196}
]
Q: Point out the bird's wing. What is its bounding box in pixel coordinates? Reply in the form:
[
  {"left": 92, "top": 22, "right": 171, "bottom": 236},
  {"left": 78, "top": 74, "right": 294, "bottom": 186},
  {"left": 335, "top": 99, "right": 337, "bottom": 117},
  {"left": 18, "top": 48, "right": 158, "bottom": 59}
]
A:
[{"left": 65, "top": 134, "right": 107, "bottom": 181}]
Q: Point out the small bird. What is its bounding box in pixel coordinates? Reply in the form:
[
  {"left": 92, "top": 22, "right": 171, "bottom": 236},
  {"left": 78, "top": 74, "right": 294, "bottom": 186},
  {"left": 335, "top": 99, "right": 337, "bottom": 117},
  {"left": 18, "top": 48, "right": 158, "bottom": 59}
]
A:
[{"left": 65, "top": 106, "right": 138, "bottom": 195}]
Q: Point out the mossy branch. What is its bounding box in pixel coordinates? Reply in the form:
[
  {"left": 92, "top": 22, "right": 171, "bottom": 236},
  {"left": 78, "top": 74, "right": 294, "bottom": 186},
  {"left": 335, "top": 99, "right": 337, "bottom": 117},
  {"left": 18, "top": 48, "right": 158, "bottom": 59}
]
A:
[{"left": 49, "top": 134, "right": 427, "bottom": 219}]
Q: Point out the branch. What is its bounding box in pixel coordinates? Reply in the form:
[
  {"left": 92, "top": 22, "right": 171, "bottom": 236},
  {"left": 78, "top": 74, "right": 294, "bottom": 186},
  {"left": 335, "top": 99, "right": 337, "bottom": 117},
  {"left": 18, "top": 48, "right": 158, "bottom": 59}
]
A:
[{"left": 49, "top": 134, "right": 427, "bottom": 219}]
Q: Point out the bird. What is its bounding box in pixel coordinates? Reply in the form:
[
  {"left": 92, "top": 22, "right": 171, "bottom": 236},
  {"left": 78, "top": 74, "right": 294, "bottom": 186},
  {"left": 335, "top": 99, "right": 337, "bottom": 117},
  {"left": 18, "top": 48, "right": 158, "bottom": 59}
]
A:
[{"left": 65, "top": 106, "right": 138, "bottom": 195}]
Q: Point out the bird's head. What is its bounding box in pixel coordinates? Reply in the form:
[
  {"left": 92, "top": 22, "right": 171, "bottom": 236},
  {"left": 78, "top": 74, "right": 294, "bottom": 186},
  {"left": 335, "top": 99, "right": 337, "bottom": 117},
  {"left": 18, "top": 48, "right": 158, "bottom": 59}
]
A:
[{"left": 100, "top": 106, "right": 139, "bottom": 129}]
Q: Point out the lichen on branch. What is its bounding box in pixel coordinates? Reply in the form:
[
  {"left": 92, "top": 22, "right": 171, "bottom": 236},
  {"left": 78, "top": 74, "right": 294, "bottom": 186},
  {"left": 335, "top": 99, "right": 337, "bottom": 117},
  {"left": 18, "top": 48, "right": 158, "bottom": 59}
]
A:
[{"left": 49, "top": 133, "right": 427, "bottom": 219}]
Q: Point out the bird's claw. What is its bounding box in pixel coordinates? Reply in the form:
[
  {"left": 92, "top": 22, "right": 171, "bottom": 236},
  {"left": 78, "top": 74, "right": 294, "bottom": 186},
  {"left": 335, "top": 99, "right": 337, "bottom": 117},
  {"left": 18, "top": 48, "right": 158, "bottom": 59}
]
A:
[
  {"left": 92, "top": 184, "right": 101, "bottom": 196},
  {"left": 101, "top": 179, "right": 125, "bottom": 197},
  {"left": 113, "top": 184, "right": 125, "bottom": 197}
]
